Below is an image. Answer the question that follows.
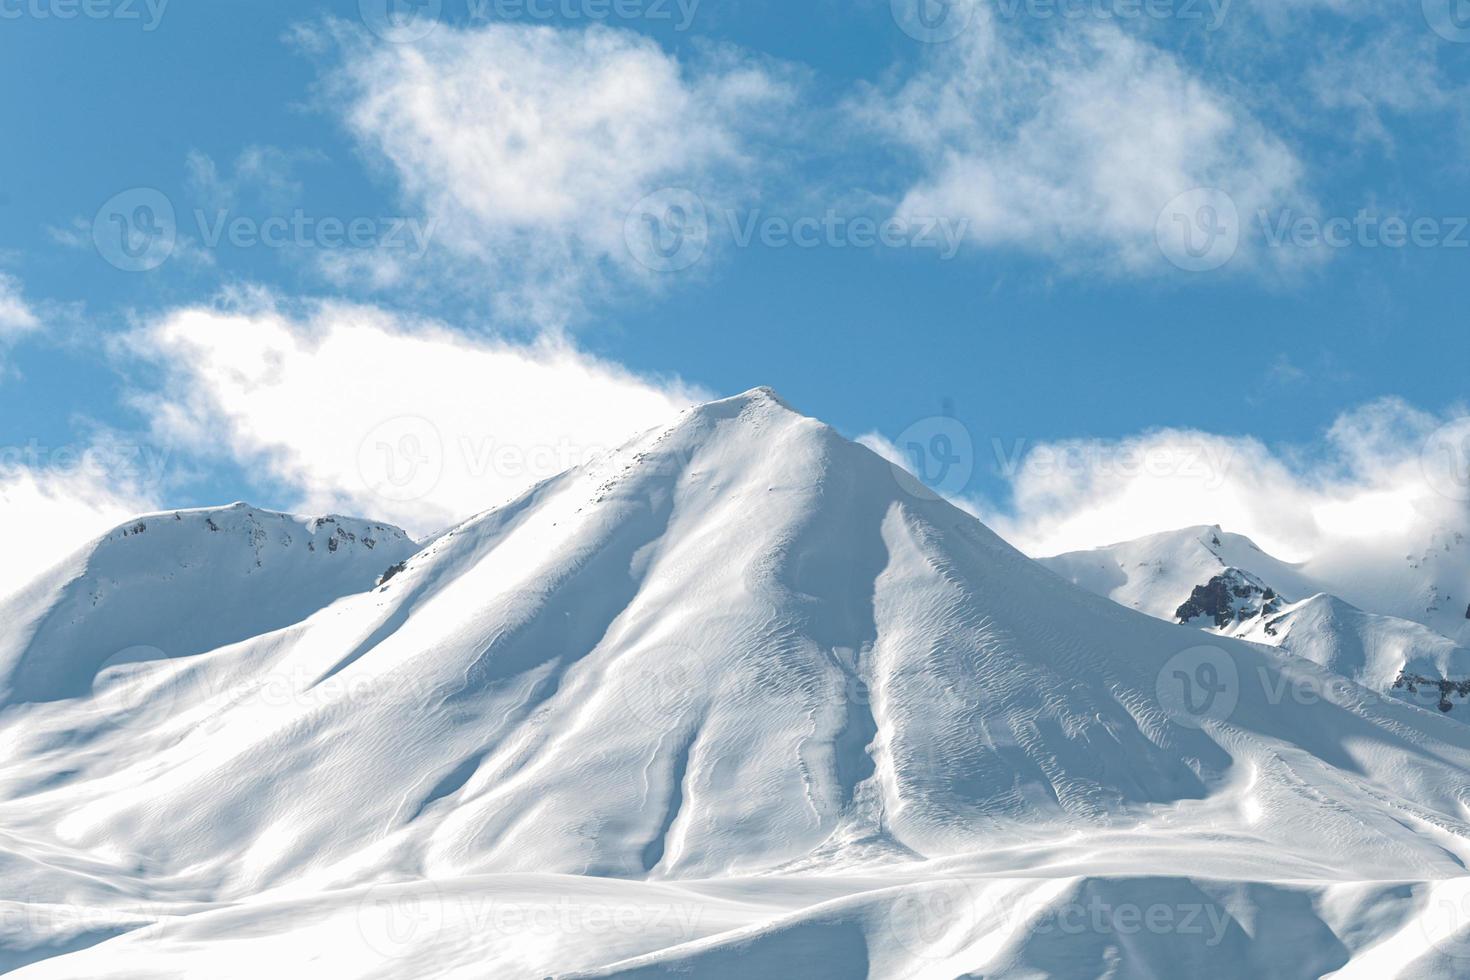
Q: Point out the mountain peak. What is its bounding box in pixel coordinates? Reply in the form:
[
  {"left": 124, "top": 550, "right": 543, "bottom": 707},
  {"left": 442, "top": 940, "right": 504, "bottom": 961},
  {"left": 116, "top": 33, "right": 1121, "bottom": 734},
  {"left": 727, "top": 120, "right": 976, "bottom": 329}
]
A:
[
  {"left": 692, "top": 385, "right": 799, "bottom": 418},
  {"left": 11, "top": 395, "right": 1470, "bottom": 977}
]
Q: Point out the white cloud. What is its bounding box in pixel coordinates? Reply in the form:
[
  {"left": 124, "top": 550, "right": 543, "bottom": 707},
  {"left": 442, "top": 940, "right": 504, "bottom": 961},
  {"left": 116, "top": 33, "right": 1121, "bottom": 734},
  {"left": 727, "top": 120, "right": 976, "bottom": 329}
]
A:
[
  {"left": 126, "top": 295, "right": 704, "bottom": 536},
  {"left": 855, "top": 14, "right": 1308, "bottom": 275},
  {"left": 185, "top": 145, "right": 312, "bottom": 209},
  {"left": 1304, "top": 31, "right": 1462, "bottom": 150},
  {"left": 0, "top": 464, "right": 157, "bottom": 600},
  {"left": 955, "top": 399, "right": 1470, "bottom": 565},
  {"left": 0, "top": 273, "right": 40, "bottom": 341},
  {"left": 320, "top": 22, "right": 796, "bottom": 324}
]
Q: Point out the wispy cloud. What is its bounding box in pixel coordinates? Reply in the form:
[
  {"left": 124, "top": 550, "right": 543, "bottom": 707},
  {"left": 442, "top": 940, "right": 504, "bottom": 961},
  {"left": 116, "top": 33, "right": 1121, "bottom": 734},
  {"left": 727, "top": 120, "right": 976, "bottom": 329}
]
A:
[
  {"left": 185, "top": 145, "right": 319, "bottom": 210},
  {"left": 0, "top": 273, "right": 40, "bottom": 341},
  {"left": 310, "top": 21, "right": 799, "bottom": 327},
  {"left": 854, "top": 13, "right": 1309, "bottom": 276},
  {"left": 942, "top": 399, "right": 1470, "bottom": 566},
  {"left": 123, "top": 291, "right": 706, "bottom": 536},
  {"left": 1303, "top": 29, "right": 1466, "bottom": 153},
  {"left": 0, "top": 451, "right": 160, "bottom": 599}
]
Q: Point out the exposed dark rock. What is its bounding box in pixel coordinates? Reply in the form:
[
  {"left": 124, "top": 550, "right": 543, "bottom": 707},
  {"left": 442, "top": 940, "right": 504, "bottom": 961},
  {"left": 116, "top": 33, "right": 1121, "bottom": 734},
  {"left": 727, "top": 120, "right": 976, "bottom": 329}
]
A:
[
  {"left": 377, "top": 561, "right": 408, "bottom": 587},
  {"left": 1176, "top": 570, "right": 1282, "bottom": 630},
  {"left": 1393, "top": 672, "right": 1470, "bottom": 713},
  {"left": 1177, "top": 577, "right": 1236, "bottom": 629}
]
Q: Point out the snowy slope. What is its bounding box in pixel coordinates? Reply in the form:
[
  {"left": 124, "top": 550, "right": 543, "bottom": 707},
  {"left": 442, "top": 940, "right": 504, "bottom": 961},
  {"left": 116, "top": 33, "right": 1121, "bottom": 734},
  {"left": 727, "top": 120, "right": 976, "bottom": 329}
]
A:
[
  {"left": 1045, "top": 525, "right": 1470, "bottom": 714},
  {"left": 1278, "top": 519, "right": 1470, "bottom": 649},
  {"left": 0, "top": 504, "right": 418, "bottom": 706},
  {"left": 1041, "top": 525, "right": 1313, "bottom": 622},
  {"left": 1232, "top": 593, "right": 1470, "bottom": 705},
  {"left": 6, "top": 391, "right": 1470, "bottom": 977},
  {"left": 1043, "top": 523, "right": 1470, "bottom": 641}
]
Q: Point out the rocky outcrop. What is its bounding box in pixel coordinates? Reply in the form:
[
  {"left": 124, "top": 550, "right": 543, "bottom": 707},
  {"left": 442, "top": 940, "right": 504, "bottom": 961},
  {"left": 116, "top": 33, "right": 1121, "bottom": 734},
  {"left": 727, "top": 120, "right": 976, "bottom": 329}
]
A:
[
  {"left": 1393, "top": 672, "right": 1470, "bottom": 713},
  {"left": 1175, "top": 569, "right": 1281, "bottom": 629}
]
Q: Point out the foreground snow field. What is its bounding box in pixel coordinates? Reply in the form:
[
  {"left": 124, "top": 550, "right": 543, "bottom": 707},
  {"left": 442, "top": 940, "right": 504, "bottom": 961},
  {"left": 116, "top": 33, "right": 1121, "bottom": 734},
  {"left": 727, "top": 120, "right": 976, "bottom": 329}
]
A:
[{"left": 4, "top": 389, "right": 1470, "bottom": 977}]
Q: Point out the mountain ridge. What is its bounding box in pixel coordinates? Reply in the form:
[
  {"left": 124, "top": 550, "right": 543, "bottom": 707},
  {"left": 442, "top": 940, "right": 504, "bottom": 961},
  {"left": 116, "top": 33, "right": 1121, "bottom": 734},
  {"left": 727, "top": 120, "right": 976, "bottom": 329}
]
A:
[
  {"left": 7, "top": 389, "right": 1470, "bottom": 976},
  {"left": 0, "top": 503, "right": 417, "bottom": 706},
  {"left": 1043, "top": 522, "right": 1470, "bottom": 714}
]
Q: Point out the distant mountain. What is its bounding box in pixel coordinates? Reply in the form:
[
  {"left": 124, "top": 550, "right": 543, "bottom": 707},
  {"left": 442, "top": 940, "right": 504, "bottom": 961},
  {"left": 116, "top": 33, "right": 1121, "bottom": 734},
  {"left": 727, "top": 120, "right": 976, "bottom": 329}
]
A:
[
  {"left": 7, "top": 393, "right": 1470, "bottom": 977},
  {"left": 0, "top": 503, "right": 417, "bottom": 707},
  {"left": 1044, "top": 525, "right": 1470, "bottom": 714}
]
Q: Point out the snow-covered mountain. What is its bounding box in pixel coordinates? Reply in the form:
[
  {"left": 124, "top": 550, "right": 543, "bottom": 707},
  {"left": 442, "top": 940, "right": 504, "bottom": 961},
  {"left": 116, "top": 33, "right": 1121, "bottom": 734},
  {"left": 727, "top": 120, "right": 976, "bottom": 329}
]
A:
[
  {"left": 6, "top": 391, "right": 1470, "bottom": 977},
  {"left": 1044, "top": 525, "right": 1470, "bottom": 715},
  {"left": 0, "top": 503, "right": 417, "bottom": 707}
]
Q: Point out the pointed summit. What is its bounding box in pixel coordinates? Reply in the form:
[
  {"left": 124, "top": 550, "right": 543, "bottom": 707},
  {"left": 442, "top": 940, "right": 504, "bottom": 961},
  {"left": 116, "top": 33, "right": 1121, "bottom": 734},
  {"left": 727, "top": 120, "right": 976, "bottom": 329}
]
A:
[
  {"left": 737, "top": 384, "right": 795, "bottom": 410},
  {"left": 676, "top": 384, "right": 803, "bottom": 427},
  {"left": 5, "top": 393, "right": 1467, "bottom": 890}
]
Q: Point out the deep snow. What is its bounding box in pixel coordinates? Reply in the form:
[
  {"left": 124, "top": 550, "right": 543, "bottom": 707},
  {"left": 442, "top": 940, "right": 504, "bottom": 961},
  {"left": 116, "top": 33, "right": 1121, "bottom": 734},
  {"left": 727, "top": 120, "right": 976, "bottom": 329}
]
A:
[{"left": 4, "top": 390, "right": 1470, "bottom": 977}]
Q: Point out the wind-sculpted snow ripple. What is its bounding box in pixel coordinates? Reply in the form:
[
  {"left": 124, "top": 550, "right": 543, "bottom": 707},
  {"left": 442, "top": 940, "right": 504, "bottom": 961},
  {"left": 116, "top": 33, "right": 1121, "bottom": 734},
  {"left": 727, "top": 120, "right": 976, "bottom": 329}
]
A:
[{"left": 7, "top": 390, "right": 1470, "bottom": 975}]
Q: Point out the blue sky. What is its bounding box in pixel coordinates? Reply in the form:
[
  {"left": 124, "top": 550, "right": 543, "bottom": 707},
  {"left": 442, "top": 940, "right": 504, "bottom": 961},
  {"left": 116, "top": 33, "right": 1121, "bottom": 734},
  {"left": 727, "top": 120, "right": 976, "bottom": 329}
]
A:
[{"left": 2, "top": 0, "right": 1469, "bottom": 582}]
